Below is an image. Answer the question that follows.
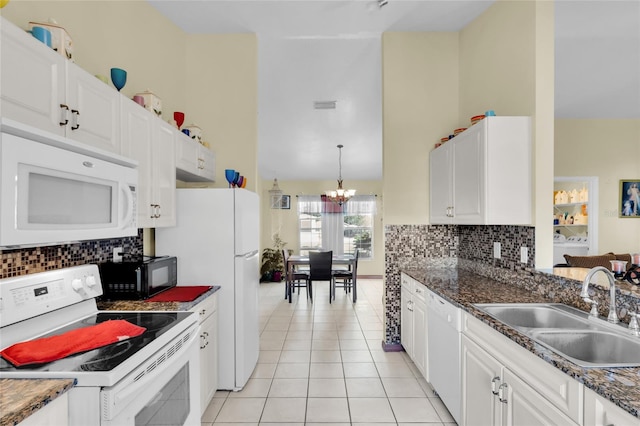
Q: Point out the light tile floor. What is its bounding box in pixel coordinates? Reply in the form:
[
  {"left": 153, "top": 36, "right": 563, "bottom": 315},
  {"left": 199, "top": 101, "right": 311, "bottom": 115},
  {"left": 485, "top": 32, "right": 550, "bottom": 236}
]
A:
[{"left": 201, "top": 278, "right": 456, "bottom": 425}]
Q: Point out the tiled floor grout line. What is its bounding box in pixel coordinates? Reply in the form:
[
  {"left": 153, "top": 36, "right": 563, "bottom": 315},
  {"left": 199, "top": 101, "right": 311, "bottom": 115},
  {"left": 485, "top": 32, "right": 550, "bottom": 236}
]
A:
[{"left": 204, "top": 279, "right": 455, "bottom": 425}]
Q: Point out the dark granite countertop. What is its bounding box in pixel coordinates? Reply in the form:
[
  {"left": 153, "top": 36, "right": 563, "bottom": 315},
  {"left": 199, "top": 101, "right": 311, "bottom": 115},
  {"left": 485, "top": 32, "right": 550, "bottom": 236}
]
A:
[
  {"left": 401, "top": 266, "right": 640, "bottom": 419},
  {"left": 0, "top": 378, "right": 74, "bottom": 426},
  {"left": 96, "top": 285, "right": 221, "bottom": 311}
]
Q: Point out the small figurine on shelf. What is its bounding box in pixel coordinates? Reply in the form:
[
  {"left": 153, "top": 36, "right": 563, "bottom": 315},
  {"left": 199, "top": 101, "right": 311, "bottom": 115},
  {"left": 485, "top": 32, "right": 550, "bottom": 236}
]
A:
[{"left": 136, "top": 90, "right": 162, "bottom": 117}]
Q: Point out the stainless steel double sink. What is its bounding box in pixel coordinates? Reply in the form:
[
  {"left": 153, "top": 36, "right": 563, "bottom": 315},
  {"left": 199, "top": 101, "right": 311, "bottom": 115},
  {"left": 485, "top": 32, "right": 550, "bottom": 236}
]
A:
[{"left": 473, "top": 303, "right": 640, "bottom": 368}]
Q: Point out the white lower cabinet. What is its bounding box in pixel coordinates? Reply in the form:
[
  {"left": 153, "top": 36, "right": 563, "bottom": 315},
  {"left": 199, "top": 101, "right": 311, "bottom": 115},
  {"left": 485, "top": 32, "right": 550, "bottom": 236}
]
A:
[
  {"left": 584, "top": 388, "right": 640, "bottom": 426},
  {"left": 400, "top": 273, "right": 428, "bottom": 378},
  {"left": 190, "top": 293, "right": 219, "bottom": 415},
  {"left": 461, "top": 312, "right": 582, "bottom": 426},
  {"left": 18, "top": 393, "right": 68, "bottom": 426}
]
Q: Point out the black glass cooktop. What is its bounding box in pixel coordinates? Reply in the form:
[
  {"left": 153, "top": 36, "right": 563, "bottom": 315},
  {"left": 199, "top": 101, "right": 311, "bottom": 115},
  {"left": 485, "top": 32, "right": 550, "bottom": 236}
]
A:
[{"left": 0, "top": 311, "right": 192, "bottom": 372}]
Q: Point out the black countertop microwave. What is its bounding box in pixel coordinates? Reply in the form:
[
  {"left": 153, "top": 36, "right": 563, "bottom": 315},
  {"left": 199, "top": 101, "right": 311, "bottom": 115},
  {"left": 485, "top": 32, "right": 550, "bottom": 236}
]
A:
[{"left": 98, "top": 256, "right": 177, "bottom": 300}]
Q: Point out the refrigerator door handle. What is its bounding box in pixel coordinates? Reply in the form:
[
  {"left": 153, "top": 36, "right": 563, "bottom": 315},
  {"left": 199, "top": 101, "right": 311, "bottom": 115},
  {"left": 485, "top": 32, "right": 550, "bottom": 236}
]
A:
[{"left": 242, "top": 250, "right": 259, "bottom": 259}]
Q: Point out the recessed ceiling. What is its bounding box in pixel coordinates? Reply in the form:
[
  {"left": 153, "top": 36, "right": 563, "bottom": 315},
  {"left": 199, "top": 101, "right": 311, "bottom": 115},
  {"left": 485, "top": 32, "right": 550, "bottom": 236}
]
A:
[{"left": 148, "top": 0, "right": 640, "bottom": 181}]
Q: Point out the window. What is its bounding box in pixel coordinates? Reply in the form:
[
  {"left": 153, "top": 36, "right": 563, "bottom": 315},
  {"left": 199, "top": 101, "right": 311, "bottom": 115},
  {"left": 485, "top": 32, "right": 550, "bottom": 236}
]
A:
[{"left": 298, "top": 195, "right": 376, "bottom": 259}]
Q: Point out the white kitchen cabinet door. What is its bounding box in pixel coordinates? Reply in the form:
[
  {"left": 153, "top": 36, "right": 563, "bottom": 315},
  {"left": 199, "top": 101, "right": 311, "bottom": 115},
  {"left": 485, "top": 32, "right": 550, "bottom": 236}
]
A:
[
  {"left": 584, "top": 388, "right": 640, "bottom": 426},
  {"left": 152, "top": 121, "right": 177, "bottom": 227},
  {"left": 190, "top": 293, "right": 219, "bottom": 414},
  {"left": 429, "top": 142, "right": 453, "bottom": 224},
  {"left": 502, "top": 368, "right": 578, "bottom": 426},
  {"left": 461, "top": 335, "right": 502, "bottom": 426},
  {"left": 1, "top": 17, "right": 66, "bottom": 136},
  {"left": 65, "top": 64, "right": 120, "bottom": 153},
  {"left": 412, "top": 294, "right": 427, "bottom": 378},
  {"left": 199, "top": 307, "right": 218, "bottom": 412},
  {"left": 121, "top": 98, "right": 154, "bottom": 227},
  {"left": 400, "top": 274, "right": 428, "bottom": 380},
  {"left": 198, "top": 144, "right": 216, "bottom": 181},
  {"left": 452, "top": 125, "right": 484, "bottom": 224},
  {"left": 176, "top": 132, "right": 199, "bottom": 176},
  {"left": 121, "top": 101, "right": 175, "bottom": 228},
  {"left": 400, "top": 282, "right": 413, "bottom": 357},
  {"left": 176, "top": 132, "right": 216, "bottom": 182}
]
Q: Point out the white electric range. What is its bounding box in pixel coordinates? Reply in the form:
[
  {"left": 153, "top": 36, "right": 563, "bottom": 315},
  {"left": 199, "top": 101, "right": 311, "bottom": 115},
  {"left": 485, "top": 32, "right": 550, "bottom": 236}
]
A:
[{"left": 0, "top": 264, "right": 201, "bottom": 425}]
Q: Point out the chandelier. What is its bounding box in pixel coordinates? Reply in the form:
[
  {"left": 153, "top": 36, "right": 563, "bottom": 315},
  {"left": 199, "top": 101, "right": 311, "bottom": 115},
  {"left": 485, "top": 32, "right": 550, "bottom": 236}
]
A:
[{"left": 326, "top": 144, "right": 356, "bottom": 205}]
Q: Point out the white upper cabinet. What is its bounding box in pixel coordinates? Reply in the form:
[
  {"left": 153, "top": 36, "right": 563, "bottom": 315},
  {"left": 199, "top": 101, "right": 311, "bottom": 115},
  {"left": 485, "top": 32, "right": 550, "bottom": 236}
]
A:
[
  {"left": 1, "top": 18, "right": 121, "bottom": 154},
  {"left": 429, "top": 116, "right": 532, "bottom": 225},
  {"left": 1, "top": 18, "right": 66, "bottom": 136},
  {"left": 175, "top": 133, "right": 216, "bottom": 182},
  {"left": 121, "top": 100, "right": 176, "bottom": 228},
  {"left": 65, "top": 65, "right": 120, "bottom": 153}
]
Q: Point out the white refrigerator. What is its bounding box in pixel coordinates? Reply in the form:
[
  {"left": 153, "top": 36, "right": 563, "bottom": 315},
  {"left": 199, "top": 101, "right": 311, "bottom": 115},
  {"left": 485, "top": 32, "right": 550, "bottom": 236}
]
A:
[{"left": 155, "top": 188, "right": 259, "bottom": 391}]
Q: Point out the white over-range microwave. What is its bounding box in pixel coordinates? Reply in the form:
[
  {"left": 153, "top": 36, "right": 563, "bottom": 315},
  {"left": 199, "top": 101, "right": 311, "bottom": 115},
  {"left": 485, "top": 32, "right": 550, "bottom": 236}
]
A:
[{"left": 0, "top": 119, "right": 138, "bottom": 248}]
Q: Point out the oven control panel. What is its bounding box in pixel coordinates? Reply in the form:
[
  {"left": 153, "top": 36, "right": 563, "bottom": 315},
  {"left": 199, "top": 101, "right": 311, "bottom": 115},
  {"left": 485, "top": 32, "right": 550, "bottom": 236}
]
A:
[{"left": 0, "top": 264, "right": 103, "bottom": 328}]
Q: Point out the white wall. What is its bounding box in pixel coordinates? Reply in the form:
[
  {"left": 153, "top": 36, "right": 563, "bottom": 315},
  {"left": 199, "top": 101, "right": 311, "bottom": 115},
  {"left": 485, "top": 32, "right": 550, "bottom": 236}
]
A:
[
  {"left": 381, "top": 32, "right": 459, "bottom": 225},
  {"left": 458, "top": 0, "right": 555, "bottom": 268}
]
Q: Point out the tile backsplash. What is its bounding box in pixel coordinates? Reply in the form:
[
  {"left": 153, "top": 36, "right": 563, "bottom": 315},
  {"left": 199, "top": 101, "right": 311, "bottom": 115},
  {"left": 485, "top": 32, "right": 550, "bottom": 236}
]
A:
[
  {"left": 0, "top": 230, "right": 143, "bottom": 279},
  {"left": 383, "top": 224, "right": 535, "bottom": 345}
]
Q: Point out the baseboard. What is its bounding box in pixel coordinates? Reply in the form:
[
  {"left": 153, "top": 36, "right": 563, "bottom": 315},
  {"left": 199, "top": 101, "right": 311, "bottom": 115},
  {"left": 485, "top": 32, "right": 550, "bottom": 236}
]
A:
[
  {"left": 357, "top": 275, "right": 383, "bottom": 279},
  {"left": 381, "top": 341, "right": 404, "bottom": 352}
]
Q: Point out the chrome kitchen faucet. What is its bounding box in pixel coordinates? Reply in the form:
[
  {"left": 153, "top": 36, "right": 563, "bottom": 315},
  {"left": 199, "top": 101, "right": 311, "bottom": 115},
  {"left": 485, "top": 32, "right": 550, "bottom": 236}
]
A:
[{"left": 580, "top": 266, "right": 619, "bottom": 324}]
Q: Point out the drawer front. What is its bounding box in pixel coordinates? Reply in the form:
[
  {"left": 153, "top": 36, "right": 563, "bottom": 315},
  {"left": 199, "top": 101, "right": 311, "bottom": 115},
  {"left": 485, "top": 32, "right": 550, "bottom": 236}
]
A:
[
  {"left": 190, "top": 292, "right": 218, "bottom": 323},
  {"left": 401, "top": 273, "right": 413, "bottom": 291}
]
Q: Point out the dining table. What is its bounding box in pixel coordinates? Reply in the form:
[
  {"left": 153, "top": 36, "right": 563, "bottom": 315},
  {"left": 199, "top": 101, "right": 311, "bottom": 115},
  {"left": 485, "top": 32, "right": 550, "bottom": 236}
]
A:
[{"left": 286, "top": 254, "right": 357, "bottom": 303}]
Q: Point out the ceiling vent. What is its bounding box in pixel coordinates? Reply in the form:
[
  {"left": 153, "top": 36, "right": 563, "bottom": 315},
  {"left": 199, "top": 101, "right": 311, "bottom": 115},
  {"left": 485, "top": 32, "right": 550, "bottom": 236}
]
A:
[{"left": 313, "top": 101, "right": 337, "bottom": 110}]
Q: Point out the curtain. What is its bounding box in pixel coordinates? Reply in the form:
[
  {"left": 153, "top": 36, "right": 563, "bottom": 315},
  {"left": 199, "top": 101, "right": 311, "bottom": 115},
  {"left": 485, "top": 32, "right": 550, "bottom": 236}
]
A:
[
  {"left": 297, "top": 194, "right": 376, "bottom": 255},
  {"left": 343, "top": 195, "right": 377, "bottom": 215},
  {"left": 322, "top": 212, "right": 344, "bottom": 255},
  {"left": 297, "top": 195, "right": 323, "bottom": 213}
]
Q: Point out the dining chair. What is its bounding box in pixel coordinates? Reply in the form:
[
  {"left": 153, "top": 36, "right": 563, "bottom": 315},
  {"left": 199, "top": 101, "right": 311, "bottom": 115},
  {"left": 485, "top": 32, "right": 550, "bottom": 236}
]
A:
[
  {"left": 309, "top": 250, "right": 333, "bottom": 303},
  {"left": 282, "top": 249, "right": 309, "bottom": 301},
  {"left": 332, "top": 249, "right": 359, "bottom": 302}
]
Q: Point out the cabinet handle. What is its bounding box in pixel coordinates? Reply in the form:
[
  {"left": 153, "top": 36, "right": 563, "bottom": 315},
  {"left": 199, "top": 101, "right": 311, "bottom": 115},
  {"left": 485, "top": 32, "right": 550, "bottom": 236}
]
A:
[
  {"left": 70, "top": 109, "right": 80, "bottom": 130},
  {"left": 491, "top": 376, "right": 501, "bottom": 395},
  {"left": 59, "top": 104, "right": 69, "bottom": 126},
  {"left": 408, "top": 300, "right": 413, "bottom": 312},
  {"left": 200, "top": 333, "right": 206, "bottom": 349},
  {"left": 498, "top": 382, "right": 508, "bottom": 404},
  {"left": 150, "top": 204, "right": 161, "bottom": 219},
  {"left": 198, "top": 157, "right": 204, "bottom": 169},
  {"left": 200, "top": 309, "right": 206, "bottom": 316},
  {"left": 415, "top": 288, "right": 422, "bottom": 294}
]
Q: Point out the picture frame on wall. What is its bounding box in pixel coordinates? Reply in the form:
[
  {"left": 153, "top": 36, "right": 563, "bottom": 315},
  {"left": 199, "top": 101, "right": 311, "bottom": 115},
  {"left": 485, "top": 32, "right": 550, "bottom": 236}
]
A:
[
  {"left": 619, "top": 179, "right": 640, "bottom": 217},
  {"left": 270, "top": 194, "right": 291, "bottom": 209},
  {"left": 281, "top": 195, "right": 291, "bottom": 209}
]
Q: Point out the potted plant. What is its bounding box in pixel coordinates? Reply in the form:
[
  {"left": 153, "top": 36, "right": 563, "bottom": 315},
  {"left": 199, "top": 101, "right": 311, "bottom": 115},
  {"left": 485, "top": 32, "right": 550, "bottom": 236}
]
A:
[{"left": 260, "top": 234, "right": 286, "bottom": 282}]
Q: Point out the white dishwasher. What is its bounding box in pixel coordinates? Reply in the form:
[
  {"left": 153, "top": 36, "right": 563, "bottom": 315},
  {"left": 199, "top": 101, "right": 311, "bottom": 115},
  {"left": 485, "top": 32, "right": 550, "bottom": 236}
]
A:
[{"left": 427, "top": 291, "right": 462, "bottom": 425}]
